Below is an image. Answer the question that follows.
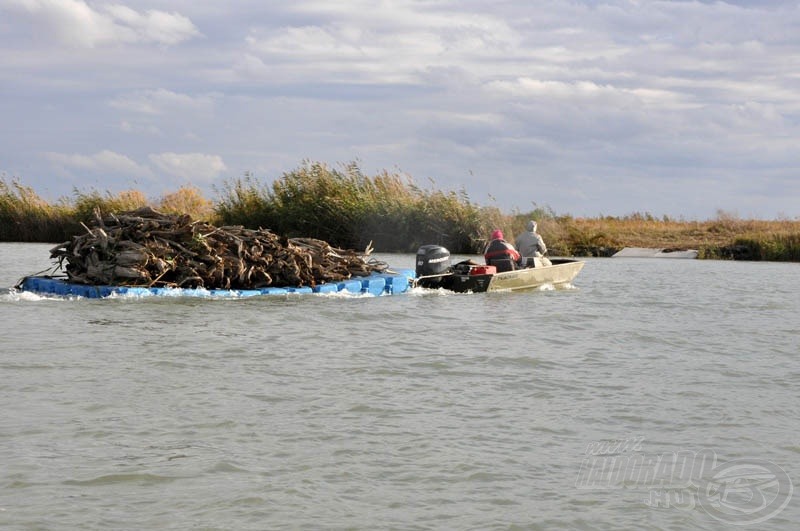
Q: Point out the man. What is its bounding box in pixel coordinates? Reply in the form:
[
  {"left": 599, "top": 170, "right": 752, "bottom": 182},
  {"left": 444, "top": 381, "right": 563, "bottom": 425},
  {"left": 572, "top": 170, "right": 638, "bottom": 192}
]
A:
[
  {"left": 484, "top": 229, "right": 521, "bottom": 267},
  {"left": 515, "top": 220, "right": 551, "bottom": 266}
]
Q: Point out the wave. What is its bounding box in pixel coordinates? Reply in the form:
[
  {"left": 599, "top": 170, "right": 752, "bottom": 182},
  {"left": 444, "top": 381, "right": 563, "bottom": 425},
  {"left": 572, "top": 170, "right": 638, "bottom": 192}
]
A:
[{"left": 63, "top": 473, "right": 180, "bottom": 487}]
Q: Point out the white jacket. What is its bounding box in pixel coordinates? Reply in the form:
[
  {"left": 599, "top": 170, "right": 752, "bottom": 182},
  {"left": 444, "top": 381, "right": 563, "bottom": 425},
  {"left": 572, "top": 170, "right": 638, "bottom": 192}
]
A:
[{"left": 515, "top": 221, "right": 547, "bottom": 257}]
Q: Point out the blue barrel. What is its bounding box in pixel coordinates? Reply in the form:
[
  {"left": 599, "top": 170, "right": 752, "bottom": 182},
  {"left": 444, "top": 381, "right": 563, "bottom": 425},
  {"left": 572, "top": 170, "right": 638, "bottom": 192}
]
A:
[
  {"left": 287, "top": 286, "right": 314, "bottom": 294},
  {"left": 360, "top": 277, "right": 386, "bottom": 296},
  {"left": 313, "top": 283, "right": 339, "bottom": 294},
  {"left": 379, "top": 274, "right": 410, "bottom": 294},
  {"left": 337, "top": 279, "right": 363, "bottom": 294},
  {"left": 259, "top": 287, "right": 289, "bottom": 295}
]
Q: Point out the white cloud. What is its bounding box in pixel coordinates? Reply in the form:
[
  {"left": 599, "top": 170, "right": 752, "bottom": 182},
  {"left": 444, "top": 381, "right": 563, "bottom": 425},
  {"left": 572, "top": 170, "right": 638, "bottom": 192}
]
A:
[
  {"left": 119, "top": 121, "right": 163, "bottom": 136},
  {"left": 148, "top": 152, "right": 227, "bottom": 182},
  {"left": 102, "top": 4, "right": 200, "bottom": 46},
  {"left": 40, "top": 149, "right": 226, "bottom": 187},
  {"left": 109, "top": 89, "right": 217, "bottom": 115},
  {"left": 485, "top": 78, "right": 686, "bottom": 109},
  {"left": 241, "top": 3, "right": 518, "bottom": 83},
  {"left": 44, "top": 149, "right": 153, "bottom": 178},
  {"left": 3, "top": 0, "right": 200, "bottom": 47}
]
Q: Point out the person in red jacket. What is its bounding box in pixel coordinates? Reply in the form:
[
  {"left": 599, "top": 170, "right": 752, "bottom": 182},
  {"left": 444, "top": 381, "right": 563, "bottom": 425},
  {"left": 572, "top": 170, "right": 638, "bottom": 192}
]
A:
[{"left": 483, "top": 229, "right": 521, "bottom": 266}]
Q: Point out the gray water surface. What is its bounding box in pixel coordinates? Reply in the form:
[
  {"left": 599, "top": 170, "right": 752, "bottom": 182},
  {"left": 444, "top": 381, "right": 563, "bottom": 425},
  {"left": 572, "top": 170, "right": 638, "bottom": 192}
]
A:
[{"left": 1, "top": 243, "right": 798, "bottom": 530}]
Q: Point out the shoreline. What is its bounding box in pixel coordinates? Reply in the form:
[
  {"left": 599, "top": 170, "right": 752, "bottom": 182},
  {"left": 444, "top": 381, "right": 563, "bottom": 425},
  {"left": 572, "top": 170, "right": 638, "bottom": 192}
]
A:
[
  {"left": 3, "top": 168, "right": 799, "bottom": 261},
  {"left": 537, "top": 216, "right": 800, "bottom": 261}
]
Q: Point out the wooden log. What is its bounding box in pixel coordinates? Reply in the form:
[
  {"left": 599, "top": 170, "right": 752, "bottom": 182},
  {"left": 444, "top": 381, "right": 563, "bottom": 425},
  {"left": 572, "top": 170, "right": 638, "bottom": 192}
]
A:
[{"left": 49, "top": 207, "right": 389, "bottom": 288}]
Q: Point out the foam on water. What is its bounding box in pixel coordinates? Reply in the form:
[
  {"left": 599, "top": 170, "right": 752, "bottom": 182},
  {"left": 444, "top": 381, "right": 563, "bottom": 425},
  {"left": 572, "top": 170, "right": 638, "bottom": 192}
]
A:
[
  {"left": 3, "top": 286, "right": 390, "bottom": 302},
  {"left": 1, "top": 288, "right": 63, "bottom": 303}
]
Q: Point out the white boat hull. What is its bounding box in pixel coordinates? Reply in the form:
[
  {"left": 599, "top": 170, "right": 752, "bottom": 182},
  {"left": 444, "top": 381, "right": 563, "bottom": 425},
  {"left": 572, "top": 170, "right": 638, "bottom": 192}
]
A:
[{"left": 486, "top": 259, "right": 585, "bottom": 291}]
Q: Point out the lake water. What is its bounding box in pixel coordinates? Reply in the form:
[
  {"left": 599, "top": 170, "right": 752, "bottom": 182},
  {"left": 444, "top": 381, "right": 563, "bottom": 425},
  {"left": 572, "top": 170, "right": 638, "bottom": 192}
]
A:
[{"left": 1, "top": 243, "right": 798, "bottom": 530}]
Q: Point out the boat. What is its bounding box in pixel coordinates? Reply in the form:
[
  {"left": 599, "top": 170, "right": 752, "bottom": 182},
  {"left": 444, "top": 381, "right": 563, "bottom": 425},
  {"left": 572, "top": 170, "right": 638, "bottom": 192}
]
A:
[{"left": 413, "top": 244, "right": 584, "bottom": 293}]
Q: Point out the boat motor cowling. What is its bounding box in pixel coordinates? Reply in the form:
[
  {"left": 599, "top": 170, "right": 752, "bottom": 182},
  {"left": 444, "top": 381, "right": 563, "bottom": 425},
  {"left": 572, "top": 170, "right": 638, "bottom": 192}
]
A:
[{"left": 415, "top": 245, "right": 451, "bottom": 277}]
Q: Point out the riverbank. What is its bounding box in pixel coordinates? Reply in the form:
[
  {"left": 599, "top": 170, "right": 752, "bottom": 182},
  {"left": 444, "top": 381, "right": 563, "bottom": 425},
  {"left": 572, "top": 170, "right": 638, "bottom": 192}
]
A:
[
  {"left": 538, "top": 213, "right": 800, "bottom": 261},
  {"left": 3, "top": 163, "right": 799, "bottom": 260}
]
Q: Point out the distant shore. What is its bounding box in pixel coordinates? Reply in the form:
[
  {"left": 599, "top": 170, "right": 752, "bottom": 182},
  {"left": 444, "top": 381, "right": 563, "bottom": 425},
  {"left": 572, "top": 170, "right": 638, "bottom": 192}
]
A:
[
  {"left": 537, "top": 213, "right": 800, "bottom": 261},
  {"left": 3, "top": 162, "right": 799, "bottom": 261}
]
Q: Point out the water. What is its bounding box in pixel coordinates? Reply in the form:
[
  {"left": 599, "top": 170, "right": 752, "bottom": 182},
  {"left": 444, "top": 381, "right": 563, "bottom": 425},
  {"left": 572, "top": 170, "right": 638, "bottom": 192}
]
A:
[{"left": 1, "top": 243, "right": 798, "bottom": 530}]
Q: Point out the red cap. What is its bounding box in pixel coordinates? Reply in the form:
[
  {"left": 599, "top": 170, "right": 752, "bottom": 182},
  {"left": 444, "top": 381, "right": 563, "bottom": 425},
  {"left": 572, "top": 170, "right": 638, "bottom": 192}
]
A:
[{"left": 491, "top": 229, "right": 504, "bottom": 240}]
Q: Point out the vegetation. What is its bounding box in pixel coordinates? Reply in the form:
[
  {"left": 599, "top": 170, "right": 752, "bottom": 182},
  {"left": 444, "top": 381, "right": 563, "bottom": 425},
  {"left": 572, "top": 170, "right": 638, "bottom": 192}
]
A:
[
  {"left": 546, "top": 211, "right": 800, "bottom": 260},
  {"left": 2, "top": 164, "right": 800, "bottom": 261},
  {"left": 0, "top": 179, "right": 215, "bottom": 243},
  {"left": 216, "top": 161, "right": 490, "bottom": 252},
  {"left": 0, "top": 180, "right": 73, "bottom": 242}
]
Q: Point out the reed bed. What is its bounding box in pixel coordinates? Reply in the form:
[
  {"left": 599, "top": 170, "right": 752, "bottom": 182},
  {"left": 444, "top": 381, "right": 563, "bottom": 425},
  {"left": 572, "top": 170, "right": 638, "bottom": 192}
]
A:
[
  {"left": 544, "top": 213, "right": 800, "bottom": 259},
  {"left": 51, "top": 206, "right": 385, "bottom": 289},
  {"left": 1, "top": 180, "right": 219, "bottom": 243},
  {"left": 0, "top": 180, "right": 73, "bottom": 242},
  {"left": 3, "top": 168, "right": 800, "bottom": 261},
  {"left": 215, "top": 161, "right": 490, "bottom": 253}
]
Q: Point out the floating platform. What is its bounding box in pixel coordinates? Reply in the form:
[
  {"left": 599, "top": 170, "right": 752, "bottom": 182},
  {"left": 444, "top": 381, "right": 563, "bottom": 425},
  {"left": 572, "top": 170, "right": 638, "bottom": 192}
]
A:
[
  {"left": 612, "top": 247, "right": 699, "bottom": 259},
  {"left": 17, "top": 270, "right": 415, "bottom": 299}
]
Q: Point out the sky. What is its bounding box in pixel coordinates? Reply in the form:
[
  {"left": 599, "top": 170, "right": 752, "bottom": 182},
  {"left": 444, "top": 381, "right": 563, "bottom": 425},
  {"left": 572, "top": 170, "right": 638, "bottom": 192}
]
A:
[{"left": 1, "top": 0, "right": 799, "bottom": 219}]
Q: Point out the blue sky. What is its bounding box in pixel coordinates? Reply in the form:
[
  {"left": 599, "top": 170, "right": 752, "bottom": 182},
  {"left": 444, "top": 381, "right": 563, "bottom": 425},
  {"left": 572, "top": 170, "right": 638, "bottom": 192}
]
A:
[{"left": 1, "top": 0, "right": 798, "bottom": 219}]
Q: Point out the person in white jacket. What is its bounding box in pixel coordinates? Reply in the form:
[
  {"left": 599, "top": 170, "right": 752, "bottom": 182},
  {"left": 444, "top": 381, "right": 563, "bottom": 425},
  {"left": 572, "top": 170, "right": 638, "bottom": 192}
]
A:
[{"left": 515, "top": 220, "right": 551, "bottom": 265}]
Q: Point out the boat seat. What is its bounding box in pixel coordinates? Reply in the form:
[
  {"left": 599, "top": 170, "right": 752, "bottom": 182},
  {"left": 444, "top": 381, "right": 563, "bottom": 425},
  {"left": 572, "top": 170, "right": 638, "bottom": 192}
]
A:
[
  {"left": 524, "top": 257, "right": 537, "bottom": 268},
  {"left": 489, "top": 258, "right": 516, "bottom": 273}
]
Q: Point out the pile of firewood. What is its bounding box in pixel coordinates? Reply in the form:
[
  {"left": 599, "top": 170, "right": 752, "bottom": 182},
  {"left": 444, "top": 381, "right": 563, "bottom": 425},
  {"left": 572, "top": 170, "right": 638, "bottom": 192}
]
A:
[{"left": 49, "top": 207, "right": 387, "bottom": 289}]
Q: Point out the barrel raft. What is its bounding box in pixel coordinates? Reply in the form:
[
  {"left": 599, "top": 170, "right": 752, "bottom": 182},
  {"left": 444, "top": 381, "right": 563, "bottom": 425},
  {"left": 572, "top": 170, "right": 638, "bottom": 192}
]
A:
[
  {"left": 17, "top": 271, "right": 414, "bottom": 299},
  {"left": 16, "top": 206, "right": 414, "bottom": 298}
]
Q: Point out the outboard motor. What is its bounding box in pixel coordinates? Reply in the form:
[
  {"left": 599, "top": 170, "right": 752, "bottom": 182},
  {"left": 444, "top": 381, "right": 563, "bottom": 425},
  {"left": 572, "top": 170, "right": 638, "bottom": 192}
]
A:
[{"left": 415, "top": 245, "right": 451, "bottom": 278}]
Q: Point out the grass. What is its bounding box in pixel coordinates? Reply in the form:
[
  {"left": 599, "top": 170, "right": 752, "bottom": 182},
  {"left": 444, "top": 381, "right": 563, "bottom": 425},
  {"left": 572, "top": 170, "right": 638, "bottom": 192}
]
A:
[{"left": 2, "top": 165, "right": 800, "bottom": 260}]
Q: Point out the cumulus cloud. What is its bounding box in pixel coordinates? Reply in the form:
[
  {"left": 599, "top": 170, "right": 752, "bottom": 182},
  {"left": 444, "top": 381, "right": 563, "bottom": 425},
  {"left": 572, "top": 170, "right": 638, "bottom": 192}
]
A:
[
  {"left": 119, "top": 121, "right": 163, "bottom": 136},
  {"left": 241, "top": 3, "right": 517, "bottom": 83},
  {"left": 102, "top": 4, "right": 201, "bottom": 45},
  {"left": 109, "top": 89, "right": 217, "bottom": 115},
  {"left": 3, "top": 0, "right": 200, "bottom": 47},
  {"left": 485, "top": 78, "right": 687, "bottom": 112},
  {"left": 41, "top": 149, "right": 227, "bottom": 185},
  {"left": 44, "top": 150, "right": 154, "bottom": 178},
  {"left": 148, "top": 153, "right": 227, "bottom": 182}
]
